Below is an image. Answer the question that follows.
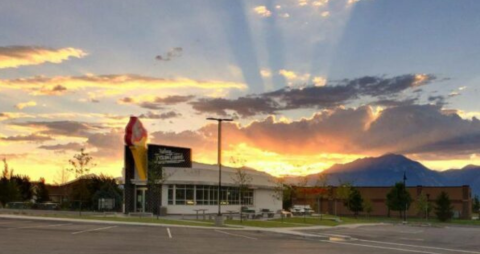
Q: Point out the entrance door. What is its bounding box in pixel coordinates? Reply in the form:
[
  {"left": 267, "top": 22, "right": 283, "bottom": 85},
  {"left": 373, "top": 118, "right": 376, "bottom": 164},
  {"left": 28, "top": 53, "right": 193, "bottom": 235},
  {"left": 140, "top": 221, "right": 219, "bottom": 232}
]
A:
[{"left": 135, "top": 187, "right": 147, "bottom": 213}]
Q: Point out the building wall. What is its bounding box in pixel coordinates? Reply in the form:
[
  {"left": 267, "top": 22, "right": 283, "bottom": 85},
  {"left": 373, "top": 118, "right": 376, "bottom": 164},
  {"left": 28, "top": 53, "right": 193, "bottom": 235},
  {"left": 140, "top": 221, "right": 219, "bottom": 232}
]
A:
[
  {"left": 293, "top": 185, "right": 472, "bottom": 219},
  {"left": 160, "top": 185, "right": 281, "bottom": 215}
]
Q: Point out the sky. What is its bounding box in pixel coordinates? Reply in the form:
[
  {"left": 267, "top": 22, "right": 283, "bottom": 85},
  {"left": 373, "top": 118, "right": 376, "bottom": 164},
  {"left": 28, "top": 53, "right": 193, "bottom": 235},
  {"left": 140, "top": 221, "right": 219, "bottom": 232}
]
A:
[{"left": 1, "top": 0, "right": 480, "bottom": 183}]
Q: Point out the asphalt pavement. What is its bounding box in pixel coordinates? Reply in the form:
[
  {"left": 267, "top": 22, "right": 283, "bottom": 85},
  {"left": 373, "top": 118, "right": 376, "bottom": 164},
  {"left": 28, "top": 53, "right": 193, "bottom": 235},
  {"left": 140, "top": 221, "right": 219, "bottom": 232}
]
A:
[{"left": 0, "top": 216, "right": 479, "bottom": 254}]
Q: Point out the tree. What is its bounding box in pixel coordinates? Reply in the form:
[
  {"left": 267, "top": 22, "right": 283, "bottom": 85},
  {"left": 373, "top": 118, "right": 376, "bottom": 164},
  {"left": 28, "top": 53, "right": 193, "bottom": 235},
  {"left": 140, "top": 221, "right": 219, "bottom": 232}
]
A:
[
  {"left": 415, "top": 193, "right": 432, "bottom": 219},
  {"left": 231, "top": 167, "right": 252, "bottom": 223},
  {"left": 363, "top": 199, "right": 373, "bottom": 217},
  {"left": 435, "top": 191, "right": 454, "bottom": 222},
  {"left": 335, "top": 180, "right": 353, "bottom": 216},
  {"left": 472, "top": 195, "right": 480, "bottom": 214},
  {"left": 272, "top": 177, "right": 293, "bottom": 210},
  {"left": 386, "top": 182, "right": 412, "bottom": 218},
  {"left": 147, "top": 160, "right": 175, "bottom": 216},
  {"left": 346, "top": 187, "right": 363, "bottom": 218},
  {"left": 11, "top": 175, "right": 33, "bottom": 201},
  {"left": 35, "top": 178, "right": 50, "bottom": 203},
  {"left": 67, "top": 148, "right": 96, "bottom": 178},
  {"left": 312, "top": 173, "right": 330, "bottom": 218},
  {"left": 0, "top": 158, "right": 20, "bottom": 207}
]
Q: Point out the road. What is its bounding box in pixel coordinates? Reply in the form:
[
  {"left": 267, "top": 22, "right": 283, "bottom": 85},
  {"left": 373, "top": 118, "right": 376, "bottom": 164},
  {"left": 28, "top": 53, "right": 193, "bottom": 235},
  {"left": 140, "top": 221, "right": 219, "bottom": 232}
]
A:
[{"left": 0, "top": 217, "right": 479, "bottom": 254}]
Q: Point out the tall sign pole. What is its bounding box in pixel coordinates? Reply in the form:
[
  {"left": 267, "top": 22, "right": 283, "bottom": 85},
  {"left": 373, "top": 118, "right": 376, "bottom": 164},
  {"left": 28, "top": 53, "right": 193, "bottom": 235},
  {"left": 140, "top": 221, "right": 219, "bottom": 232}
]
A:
[{"left": 207, "top": 117, "right": 233, "bottom": 220}]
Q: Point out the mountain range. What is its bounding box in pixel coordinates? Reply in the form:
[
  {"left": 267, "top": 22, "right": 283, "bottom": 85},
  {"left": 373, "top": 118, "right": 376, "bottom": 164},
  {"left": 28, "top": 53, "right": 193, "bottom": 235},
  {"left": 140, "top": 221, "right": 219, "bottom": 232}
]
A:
[{"left": 292, "top": 154, "right": 480, "bottom": 197}]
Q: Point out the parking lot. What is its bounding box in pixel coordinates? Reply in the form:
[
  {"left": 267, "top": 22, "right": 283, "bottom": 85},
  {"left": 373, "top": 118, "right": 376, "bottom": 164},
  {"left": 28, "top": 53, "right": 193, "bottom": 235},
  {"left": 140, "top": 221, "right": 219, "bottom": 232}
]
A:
[{"left": 0, "top": 217, "right": 479, "bottom": 254}]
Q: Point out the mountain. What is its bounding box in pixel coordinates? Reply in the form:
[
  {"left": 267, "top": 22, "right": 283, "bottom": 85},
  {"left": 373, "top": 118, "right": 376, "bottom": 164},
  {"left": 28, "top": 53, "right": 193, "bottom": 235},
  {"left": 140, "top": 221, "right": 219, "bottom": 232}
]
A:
[
  {"left": 320, "top": 154, "right": 446, "bottom": 186},
  {"left": 289, "top": 154, "right": 479, "bottom": 196},
  {"left": 441, "top": 165, "right": 480, "bottom": 197}
]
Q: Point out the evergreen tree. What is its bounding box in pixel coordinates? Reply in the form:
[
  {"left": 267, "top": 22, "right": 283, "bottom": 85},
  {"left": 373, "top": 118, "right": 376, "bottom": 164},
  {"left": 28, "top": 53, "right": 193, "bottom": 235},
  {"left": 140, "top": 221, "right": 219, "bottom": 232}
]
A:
[
  {"left": 0, "top": 158, "right": 21, "bottom": 206},
  {"left": 347, "top": 187, "right": 363, "bottom": 217},
  {"left": 435, "top": 191, "right": 454, "bottom": 222},
  {"left": 35, "top": 178, "right": 50, "bottom": 203},
  {"left": 473, "top": 195, "right": 480, "bottom": 213},
  {"left": 386, "top": 182, "right": 412, "bottom": 218}
]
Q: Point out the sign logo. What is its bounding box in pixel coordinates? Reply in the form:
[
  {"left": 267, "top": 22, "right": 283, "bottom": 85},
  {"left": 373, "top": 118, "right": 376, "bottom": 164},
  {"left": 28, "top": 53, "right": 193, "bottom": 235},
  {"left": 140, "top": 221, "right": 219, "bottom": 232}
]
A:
[{"left": 148, "top": 144, "right": 192, "bottom": 168}]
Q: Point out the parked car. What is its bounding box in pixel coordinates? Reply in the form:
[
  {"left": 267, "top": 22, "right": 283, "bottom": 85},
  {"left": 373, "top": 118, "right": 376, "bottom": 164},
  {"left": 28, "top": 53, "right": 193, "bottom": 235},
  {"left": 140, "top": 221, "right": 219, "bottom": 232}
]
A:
[{"left": 290, "top": 205, "right": 314, "bottom": 216}]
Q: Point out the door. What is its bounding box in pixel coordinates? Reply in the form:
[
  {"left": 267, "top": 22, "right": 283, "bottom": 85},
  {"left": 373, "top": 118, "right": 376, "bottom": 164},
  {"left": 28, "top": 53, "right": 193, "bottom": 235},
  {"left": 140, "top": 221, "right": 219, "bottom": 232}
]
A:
[{"left": 135, "top": 187, "right": 147, "bottom": 213}]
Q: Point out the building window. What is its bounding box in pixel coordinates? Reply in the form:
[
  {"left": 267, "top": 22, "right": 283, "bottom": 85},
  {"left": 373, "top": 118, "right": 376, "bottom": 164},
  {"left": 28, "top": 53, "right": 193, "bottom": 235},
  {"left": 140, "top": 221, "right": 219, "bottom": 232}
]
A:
[
  {"left": 168, "top": 185, "right": 174, "bottom": 205},
  {"left": 167, "top": 184, "right": 253, "bottom": 206}
]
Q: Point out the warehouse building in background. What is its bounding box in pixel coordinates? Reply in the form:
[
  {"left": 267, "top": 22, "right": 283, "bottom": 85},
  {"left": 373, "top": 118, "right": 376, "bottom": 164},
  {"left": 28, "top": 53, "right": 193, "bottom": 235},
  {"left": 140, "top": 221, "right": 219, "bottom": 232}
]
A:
[{"left": 293, "top": 185, "right": 472, "bottom": 219}]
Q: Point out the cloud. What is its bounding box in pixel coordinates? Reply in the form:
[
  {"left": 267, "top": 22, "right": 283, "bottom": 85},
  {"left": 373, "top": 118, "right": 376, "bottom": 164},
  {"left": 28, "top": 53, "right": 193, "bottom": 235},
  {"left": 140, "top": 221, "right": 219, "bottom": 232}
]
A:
[
  {"left": 0, "top": 46, "right": 86, "bottom": 69},
  {"left": 190, "top": 74, "right": 436, "bottom": 117},
  {"left": 312, "top": 0, "right": 329, "bottom": 6},
  {"left": 118, "top": 95, "right": 195, "bottom": 110},
  {"left": 86, "top": 130, "right": 124, "bottom": 158},
  {"left": 38, "top": 142, "right": 84, "bottom": 151},
  {"left": 312, "top": 76, "right": 327, "bottom": 87},
  {"left": 253, "top": 6, "right": 272, "bottom": 17},
  {"left": 153, "top": 104, "right": 480, "bottom": 164},
  {"left": 9, "top": 121, "right": 105, "bottom": 137},
  {"left": 260, "top": 69, "right": 272, "bottom": 78},
  {"left": 0, "top": 74, "right": 246, "bottom": 95},
  {"left": 15, "top": 101, "right": 37, "bottom": 110},
  {"left": 0, "top": 133, "right": 52, "bottom": 143},
  {"left": 278, "top": 69, "right": 299, "bottom": 80},
  {"left": 190, "top": 97, "right": 280, "bottom": 117},
  {"left": 0, "top": 112, "right": 33, "bottom": 121},
  {"left": 320, "top": 11, "right": 330, "bottom": 17},
  {"left": 155, "top": 47, "right": 183, "bottom": 61},
  {"left": 138, "top": 111, "right": 181, "bottom": 120}
]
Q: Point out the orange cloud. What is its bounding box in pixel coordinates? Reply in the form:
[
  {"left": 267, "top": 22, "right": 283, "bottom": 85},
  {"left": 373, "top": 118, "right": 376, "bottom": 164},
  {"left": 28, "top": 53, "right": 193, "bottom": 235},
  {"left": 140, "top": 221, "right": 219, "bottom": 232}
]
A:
[
  {"left": 253, "top": 6, "right": 272, "bottom": 17},
  {"left": 15, "top": 101, "right": 37, "bottom": 110},
  {"left": 0, "top": 74, "right": 247, "bottom": 95},
  {"left": 0, "top": 46, "right": 86, "bottom": 69}
]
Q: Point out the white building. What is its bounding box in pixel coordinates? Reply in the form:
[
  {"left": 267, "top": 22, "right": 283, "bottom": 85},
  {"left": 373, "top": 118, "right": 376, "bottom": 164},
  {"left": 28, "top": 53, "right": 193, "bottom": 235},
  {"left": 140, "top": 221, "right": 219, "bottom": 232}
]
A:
[{"left": 159, "top": 162, "right": 282, "bottom": 215}]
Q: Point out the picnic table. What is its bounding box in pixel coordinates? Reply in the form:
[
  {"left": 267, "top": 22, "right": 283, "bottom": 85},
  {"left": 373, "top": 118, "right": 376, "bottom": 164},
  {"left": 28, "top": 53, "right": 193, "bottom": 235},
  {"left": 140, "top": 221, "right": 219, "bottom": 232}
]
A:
[{"left": 193, "top": 209, "right": 208, "bottom": 220}]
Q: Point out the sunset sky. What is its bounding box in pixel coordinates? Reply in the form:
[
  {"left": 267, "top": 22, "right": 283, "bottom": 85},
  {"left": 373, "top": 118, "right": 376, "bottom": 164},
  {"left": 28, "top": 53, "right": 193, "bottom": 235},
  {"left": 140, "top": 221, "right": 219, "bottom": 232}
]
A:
[{"left": 2, "top": 0, "right": 480, "bottom": 183}]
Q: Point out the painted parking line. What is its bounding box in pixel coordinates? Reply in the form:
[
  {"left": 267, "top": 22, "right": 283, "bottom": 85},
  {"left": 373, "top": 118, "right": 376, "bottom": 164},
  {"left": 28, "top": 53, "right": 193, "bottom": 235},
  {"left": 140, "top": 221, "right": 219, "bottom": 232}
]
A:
[
  {"left": 167, "top": 228, "right": 172, "bottom": 239},
  {"left": 214, "top": 230, "right": 258, "bottom": 240},
  {"left": 8, "top": 223, "right": 72, "bottom": 230},
  {"left": 323, "top": 240, "right": 441, "bottom": 254},
  {"left": 0, "top": 221, "right": 20, "bottom": 225},
  {"left": 397, "top": 237, "right": 425, "bottom": 242},
  {"left": 357, "top": 239, "right": 480, "bottom": 254},
  {"left": 71, "top": 226, "right": 118, "bottom": 235}
]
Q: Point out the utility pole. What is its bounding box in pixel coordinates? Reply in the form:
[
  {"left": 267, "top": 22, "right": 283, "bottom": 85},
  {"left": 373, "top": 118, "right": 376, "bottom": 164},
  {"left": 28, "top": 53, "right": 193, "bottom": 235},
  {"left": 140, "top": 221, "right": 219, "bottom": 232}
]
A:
[
  {"left": 207, "top": 117, "right": 233, "bottom": 226},
  {"left": 403, "top": 171, "right": 407, "bottom": 224}
]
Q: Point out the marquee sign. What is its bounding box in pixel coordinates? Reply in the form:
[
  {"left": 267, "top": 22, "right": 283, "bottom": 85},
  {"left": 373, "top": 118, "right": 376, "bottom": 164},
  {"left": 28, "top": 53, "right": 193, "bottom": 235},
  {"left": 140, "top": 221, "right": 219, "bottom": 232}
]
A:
[{"left": 148, "top": 144, "right": 192, "bottom": 168}]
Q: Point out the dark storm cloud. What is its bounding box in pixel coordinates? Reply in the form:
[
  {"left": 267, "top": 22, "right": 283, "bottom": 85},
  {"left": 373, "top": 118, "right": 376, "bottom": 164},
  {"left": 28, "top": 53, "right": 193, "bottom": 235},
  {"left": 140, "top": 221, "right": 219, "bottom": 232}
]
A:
[{"left": 191, "top": 74, "right": 435, "bottom": 117}]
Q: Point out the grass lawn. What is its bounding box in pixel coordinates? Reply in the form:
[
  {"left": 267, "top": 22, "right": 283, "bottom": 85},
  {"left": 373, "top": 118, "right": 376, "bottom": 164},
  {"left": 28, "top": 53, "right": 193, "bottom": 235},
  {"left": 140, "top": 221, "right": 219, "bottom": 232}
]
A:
[{"left": 40, "top": 214, "right": 218, "bottom": 227}]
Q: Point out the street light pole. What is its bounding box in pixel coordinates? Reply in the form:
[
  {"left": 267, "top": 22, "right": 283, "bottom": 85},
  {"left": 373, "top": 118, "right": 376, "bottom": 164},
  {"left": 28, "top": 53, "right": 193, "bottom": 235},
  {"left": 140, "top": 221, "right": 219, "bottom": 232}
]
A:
[
  {"left": 207, "top": 117, "right": 233, "bottom": 218},
  {"left": 403, "top": 171, "right": 407, "bottom": 224}
]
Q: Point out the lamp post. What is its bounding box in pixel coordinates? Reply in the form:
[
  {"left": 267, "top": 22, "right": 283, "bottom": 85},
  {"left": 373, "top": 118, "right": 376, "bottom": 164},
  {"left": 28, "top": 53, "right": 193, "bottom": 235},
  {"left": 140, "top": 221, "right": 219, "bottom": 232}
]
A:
[
  {"left": 426, "top": 193, "right": 430, "bottom": 222},
  {"left": 207, "top": 117, "right": 233, "bottom": 224},
  {"left": 403, "top": 171, "right": 407, "bottom": 224}
]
